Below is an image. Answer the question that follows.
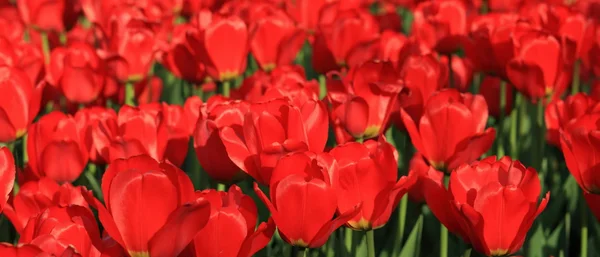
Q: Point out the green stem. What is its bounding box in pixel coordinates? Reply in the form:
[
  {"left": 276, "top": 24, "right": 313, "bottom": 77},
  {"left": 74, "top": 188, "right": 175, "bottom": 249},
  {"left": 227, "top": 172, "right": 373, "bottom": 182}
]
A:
[
  {"left": 345, "top": 228, "right": 353, "bottom": 254},
  {"left": 392, "top": 195, "right": 408, "bottom": 255},
  {"left": 366, "top": 230, "right": 376, "bottom": 257},
  {"left": 581, "top": 196, "right": 588, "bottom": 257},
  {"left": 85, "top": 164, "right": 103, "bottom": 201},
  {"left": 463, "top": 248, "right": 472, "bottom": 257},
  {"left": 319, "top": 75, "right": 326, "bottom": 100},
  {"left": 221, "top": 80, "right": 231, "bottom": 98},
  {"left": 509, "top": 94, "right": 521, "bottom": 158},
  {"left": 572, "top": 60, "right": 581, "bottom": 95},
  {"left": 447, "top": 54, "right": 454, "bottom": 88},
  {"left": 295, "top": 247, "right": 306, "bottom": 257},
  {"left": 535, "top": 99, "right": 545, "bottom": 171},
  {"left": 440, "top": 176, "right": 450, "bottom": 257},
  {"left": 496, "top": 80, "right": 507, "bottom": 156},
  {"left": 217, "top": 183, "right": 226, "bottom": 191},
  {"left": 40, "top": 31, "right": 50, "bottom": 65},
  {"left": 124, "top": 81, "right": 136, "bottom": 106}
]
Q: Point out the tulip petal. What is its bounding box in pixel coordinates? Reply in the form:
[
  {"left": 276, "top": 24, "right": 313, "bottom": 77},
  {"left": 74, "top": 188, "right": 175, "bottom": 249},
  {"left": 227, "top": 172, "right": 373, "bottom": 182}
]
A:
[
  {"left": 400, "top": 108, "right": 424, "bottom": 155},
  {"left": 237, "top": 218, "right": 276, "bottom": 257},
  {"left": 308, "top": 202, "right": 363, "bottom": 248},
  {"left": 0, "top": 147, "right": 15, "bottom": 212},
  {"left": 149, "top": 200, "right": 211, "bottom": 257}
]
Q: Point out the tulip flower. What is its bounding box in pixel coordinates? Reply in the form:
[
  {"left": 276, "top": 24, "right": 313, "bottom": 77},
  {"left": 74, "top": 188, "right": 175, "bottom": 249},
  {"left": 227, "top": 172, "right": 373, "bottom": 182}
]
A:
[
  {"left": 74, "top": 107, "right": 117, "bottom": 164},
  {"left": 560, "top": 113, "right": 600, "bottom": 193},
  {"left": 312, "top": 7, "right": 380, "bottom": 73},
  {"left": 162, "top": 23, "right": 206, "bottom": 84},
  {"left": 0, "top": 66, "right": 43, "bottom": 143},
  {"left": 249, "top": 9, "right": 306, "bottom": 71},
  {"left": 0, "top": 37, "right": 45, "bottom": 84},
  {"left": 406, "top": 153, "right": 443, "bottom": 203},
  {"left": 424, "top": 156, "right": 549, "bottom": 256},
  {"left": 254, "top": 151, "right": 361, "bottom": 248},
  {"left": 192, "top": 186, "right": 276, "bottom": 257},
  {"left": 546, "top": 93, "right": 600, "bottom": 147},
  {"left": 3, "top": 178, "right": 88, "bottom": 233},
  {"left": 479, "top": 76, "right": 514, "bottom": 118},
  {"left": 194, "top": 98, "right": 250, "bottom": 183},
  {"left": 220, "top": 98, "right": 328, "bottom": 185},
  {"left": 329, "top": 137, "right": 416, "bottom": 230},
  {"left": 327, "top": 60, "right": 404, "bottom": 144},
  {"left": 195, "top": 14, "right": 248, "bottom": 81},
  {"left": 285, "top": 0, "right": 329, "bottom": 32},
  {"left": 0, "top": 244, "right": 45, "bottom": 257},
  {"left": 412, "top": 0, "right": 470, "bottom": 54},
  {"left": 27, "top": 111, "right": 89, "bottom": 183},
  {"left": 19, "top": 206, "right": 103, "bottom": 257},
  {"left": 377, "top": 30, "right": 407, "bottom": 66},
  {"left": 108, "top": 19, "right": 157, "bottom": 82},
  {"left": 506, "top": 28, "right": 573, "bottom": 101},
  {"left": 17, "top": 0, "right": 79, "bottom": 32},
  {"left": 83, "top": 155, "right": 211, "bottom": 257},
  {"left": 401, "top": 89, "right": 496, "bottom": 172},
  {"left": 47, "top": 42, "right": 106, "bottom": 104},
  {"left": 392, "top": 53, "right": 447, "bottom": 130},
  {"left": 0, "top": 147, "right": 15, "bottom": 212}
]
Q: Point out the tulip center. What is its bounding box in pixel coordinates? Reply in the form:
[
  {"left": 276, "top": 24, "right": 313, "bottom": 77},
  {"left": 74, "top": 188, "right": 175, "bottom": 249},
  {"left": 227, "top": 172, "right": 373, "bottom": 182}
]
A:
[
  {"left": 348, "top": 217, "right": 372, "bottom": 230},
  {"left": 129, "top": 251, "right": 150, "bottom": 257},
  {"left": 490, "top": 248, "right": 508, "bottom": 256},
  {"left": 362, "top": 125, "right": 381, "bottom": 140},
  {"left": 292, "top": 239, "right": 308, "bottom": 248},
  {"left": 220, "top": 71, "right": 240, "bottom": 81}
]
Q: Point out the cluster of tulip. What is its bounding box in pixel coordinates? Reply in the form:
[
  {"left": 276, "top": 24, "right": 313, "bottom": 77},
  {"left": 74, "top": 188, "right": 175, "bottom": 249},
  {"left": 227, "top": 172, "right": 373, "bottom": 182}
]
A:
[{"left": 0, "top": 0, "right": 600, "bottom": 256}]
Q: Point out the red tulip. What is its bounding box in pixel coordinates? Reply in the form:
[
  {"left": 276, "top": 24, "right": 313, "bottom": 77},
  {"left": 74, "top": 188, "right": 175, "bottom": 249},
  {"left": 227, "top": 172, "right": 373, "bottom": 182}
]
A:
[
  {"left": 108, "top": 19, "right": 157, "bottom": 82},
  {"left": 0, "top": 37, "right": 45, "bottom": 84},
  {"left": 0, "top": 5, "right": 25, "bottom": 44},
  {"left": 584, "top": 192, "right": 600, "bottom": 222},
  {"left": 0, "top": 66, "right": 43, "bottom": 143},
  {"left": 74, "top": 107, "right": 117, "bottom": 164},
  {"left": 312, "top": 7, "right": 379, "bottom": 73},
  {"left": 377, "top": 30, "right": 407, "bottom": 66},
  {"left": 467, "top": 13, "right": 519, "bottom": 77},
  {"left": 329, "top": 137, "right": 416, "bottom": 230},
  {"left": 412, "top": 0, "right": 470, "bottom": 54},
  {"left": 249, "top": 9, "right": 306, "bottom": 71},
  {"left": 48, "top": 42, "right": 106, "bottom": 104},
  {"left": 194, "top": 98, "right": 250, "bottom": 183},
  {"left": 0, "top": 147, "right": 15, "bottom": 212},
  {"left": 195, "top": 13, "right": 248, "bottom": 81},
  {"left": 441, "top": 55, "right": 474, "bottom": 92},
  {"left": 28, "top": 111, "right": 88, "bottom": 183},
  {"left": 406, "top": 153, "right": 443, "bottom": 203},
  {"left": 83, "top": 155, "right": 211, "bottom": 257},
  {"left": 326, "top": 61, "right": 404, "bottom": 143},
  {"left": 424, "top": 156, "right": 549, "bottom": 256},
  {"left": 254, "top": 151, "right": 361, "bottom": 248},
  {"left": 546, "top": 93, "right": 600, "bottom": 147},
  {"left": 284, "top": 0, "right": 330, "bottom": 32},
  {"left": 19, "top": 206, "right": 103, "bottom": 257},
  {"left": 3, "top": 178, "right": 88, "bottom": 233},
  {"left": 506, "top": 28, "right": 573, "bottom": 101},
  {"left": 479, "top": 76, "right": 514, "bottom": 118},
  {"left": 0, "top": 244, "right": 45, "bottom": 257},
  {"left": 588, "top": 25, "right": 600, "bottom": 77},
  {"left": 220, "top": 98, "right": 329, "bottom": 185},
  {"left": 142, "top": 102, "right": 192, "bottom": 167},
  {"left": 487, "top": 0, "right": 523, "bottom": 12},
  {"left": 192, "top": 186, "right": 276, "bottom": 257},
  {"left": 392, "top": 53, "right": 448, "bottom": 130},
  {"left": 558, "top": 10, "right": 595, "bottom": 61},
  {"left": 90, "top": 105, "right": 169, "bottom": 164},
  {"left": 162, "top": 23, "right": 206, "bottom": 84},
  {"left": 17, "top": 0, "right": 79, "bottom": 32},
  {"left": 401, "top": 89, "right": 496, "bottom": 172},
  {"left": 560, "top": 113, "right": 600, "bottom": 194}
]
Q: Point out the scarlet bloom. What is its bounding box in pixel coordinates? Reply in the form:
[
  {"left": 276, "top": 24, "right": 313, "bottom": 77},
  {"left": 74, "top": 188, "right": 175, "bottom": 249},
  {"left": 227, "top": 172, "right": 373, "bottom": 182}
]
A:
[
  {"left": 0, "top": 244, "right": 46, "bottom": 257},
  {"left": 90, "top": 105, "right": 171, "bottom": 164},
  {"left": 506, "top": 29, "right": 573, "bottom": 101},
  {"left": 284, "top": 0, "right": 329, "bottom": 32},
  {"left": 162, "top": 23, "right": 206, "bottom": 84},
  {"left": 546, "top": 93, "right": 600, "bottom": 147},
  {"left": 19, "top": 206, "right": 103, "bottom": 257},
  {"left": 393, "top": 53, "right": 448, "bottom": 130},
  {"left": 3, "top": 178, "right": 88, "bottom": 233},
  {"left": 192, "top": 186, "right": 276, "bottom": 257},
  {"left": 406, "top": 153, "right": 443, "bottom": 203},
  {"left": 0, "top": 66, "right": 42, "bottom": 143},
  {"left": 83, "top": 155, "right": 211, "bottom": 257},
  {"left": 327, "top": 61, "right": 404, "bottom": 144},
  {"left": 48, "top": 42, "right": 106, "bottom": 104},
  {"left": 17, "top": 0, "right": 79, "bottom": 32},
  {"left": 412, "top": 0, "right": 470, "bottom": 54},
  {"left": 312, "top": 7, "right": 380, "bottom": 73},
  {"left": 74, "top": 107, "right": 117, "bottom": 164},
  {"left": 195, "top": 13, "right": 248, "bottom": 81},
  {"left": 108, "top": 19, "right": 157, "bottom": 82},
  {"left": 249, "top": 9, "right": 306, "bottom": 71},
  {"left": 0, "top": 147, "right": 15, "bottom": 212},
  {"left": 560, "top": 113, "right": 600, "bottom": 194},
  {"left": 194, "top": 98, "right": 250, "bottom": 183},
  {"left": 329, "top": 137, "right": 416, "bottom": 230},
  {"left": 28, "top": 111, "right": 89, "bottom": 183},
  {"left": 220, "top": 98, "right": 329, "bottom": 185},
  {"left": 424, "top": 156, "right": 549, "bottom": 256},
  {"left": 0, "top": 37, "right": 45, "bottom": 84},
  {"left": 479, "top": 76, "right": 514, "bottom": 118},
  {"left": 254, "top": 151, "right": 361, "bottom": 248},
  {"left": 401, "top": 89, "right": 496, "bottom": 172}
]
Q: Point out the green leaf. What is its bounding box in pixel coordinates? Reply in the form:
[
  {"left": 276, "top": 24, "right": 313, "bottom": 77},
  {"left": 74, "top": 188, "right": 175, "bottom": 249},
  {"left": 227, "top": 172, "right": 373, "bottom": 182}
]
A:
[{"left": 399, "top": 214, "right": 424, "bottom": 257}]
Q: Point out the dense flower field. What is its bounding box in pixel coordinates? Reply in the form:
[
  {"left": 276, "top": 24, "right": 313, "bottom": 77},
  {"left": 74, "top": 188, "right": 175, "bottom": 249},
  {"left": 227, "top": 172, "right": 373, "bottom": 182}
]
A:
[{"left": 0, "top": 0, "right": 599, "bottom": 256}]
